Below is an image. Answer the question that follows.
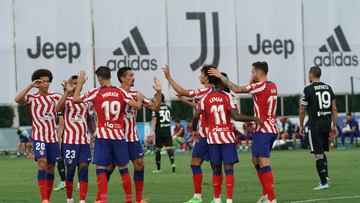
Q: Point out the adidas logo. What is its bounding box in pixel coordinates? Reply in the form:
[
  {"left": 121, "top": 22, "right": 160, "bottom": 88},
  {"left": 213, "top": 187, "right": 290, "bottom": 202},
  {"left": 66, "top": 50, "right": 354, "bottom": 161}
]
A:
[
  {"left": 314, "top": 25, "right": 358, "bottom": 67},
  {"left": 107, "top": 27, "right": 157, "bottom": 71}
]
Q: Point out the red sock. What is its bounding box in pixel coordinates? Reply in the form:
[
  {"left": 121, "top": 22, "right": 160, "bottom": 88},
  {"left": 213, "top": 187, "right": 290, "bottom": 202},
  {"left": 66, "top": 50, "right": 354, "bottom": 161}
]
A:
[
  {"left": 65, "top": 181, "right": 73, "bottom": 199},
  {"left": 135, "top": 180, "right": 144, "bottom": 202},
  {"left": 262, "top": 170, "right": 275, "bottom": 201},
  {"left": 212, "top": 175, "right": 222, "bottom": 198},
  {"left": 193, "top": 173, "right": 203, "bottom": 194},
  {"left": 120, "top": 171, "right": 132, "bottom": 203},
  {"left": 79, "top": 181, "right": 88, "bottom": 201},
  {"left": 46, "top": 179, "right": 54, "bottom": 200},
  {"left": 38, "top": 180, "right": 47, "bottom": 201},
  {"left": 225, "top": 174, "right": 234, "bottom": 199},
  {"left": 246, "top": 139, "right": 249, "bottom": 146},
  {"left": 255, "top": 166, "right": 266, "bottom": 195},
  {"left": 96, "top": 171, "right": 108, "bottom": 202},
  {"left": 95, "top": 191, "right": 100, "bottom": 201}
]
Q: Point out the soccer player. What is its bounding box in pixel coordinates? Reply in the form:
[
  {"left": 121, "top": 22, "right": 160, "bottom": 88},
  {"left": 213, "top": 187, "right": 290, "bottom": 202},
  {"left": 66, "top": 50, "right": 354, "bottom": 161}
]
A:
[
  {"left": 53, "top": 114, "right": 66, "bottom": 191},
  {"left": 16, "top": 128, "right": 29, "bottom": 157},
  {"left": 299, "top": 66, "right": 338, "bottom": 190},
  {"left": 15, "top": 69, "right": 62, "bottom": 203},
  {"left": 163, "top": 65, "right": 214, "bottom": 203},
  {"left": 56, "top": 75, "right": 95, "bottom": 203},
  {"left": 209, "top": 62, "right": 279, "bottom": 203},
  {"left": 73, "top": 67, "right": 143, "bottom": 203},
  {"left": 192, "top": 75, "right": 261, "bottom": 203},
  {"left": 151, "top": 93, "right": 176, "bottom": 173},
  {"left": 340, "top": 112, "right": 359, "bottom": 149},
  {"left": 116, "top": 67, "right": 162, "bottom": 203}
]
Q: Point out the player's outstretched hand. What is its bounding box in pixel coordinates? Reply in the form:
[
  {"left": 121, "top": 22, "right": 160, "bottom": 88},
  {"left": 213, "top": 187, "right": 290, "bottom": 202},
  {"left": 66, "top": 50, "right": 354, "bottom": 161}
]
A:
[
  {"left": 162, "top": 65, "right": 171, "bottom": 79},
  {"left": 299, "top": 126, "right": 305, "bottom": 135},
  {"left": 329, "top": 126, "right": 338, "bottom": 142},
  {"left": 78, "top": 70, "right": 88, "bottom": 85},
  {"left": 152, "top": 77, "right": 162, "bottom": 92},
  {"left": 191, "top": 131, "right": 200, "bottom": 142},
  {"left": 208, "top": 68, "right": 222, "bottom": 78},
  {"left": 31, "top": 79, "right": 43, "bottom": 88}
]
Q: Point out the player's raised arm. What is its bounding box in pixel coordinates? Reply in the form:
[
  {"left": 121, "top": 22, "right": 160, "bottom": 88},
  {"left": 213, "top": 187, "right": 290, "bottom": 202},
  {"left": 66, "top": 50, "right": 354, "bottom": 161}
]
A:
[
  {"left": 14, "top": 79, "right": 43, "bottom": 103},
  {"left": 56, "top": 80, "right": 74, "bottom": 112},
  {"left": 73, "top": 70, "right": 87, "bottom": 104},
  {"left": 162, "top": 65, "right": 191, "bottom": 97},
  {"left": 299, "top": 89, "right": 309, "bottom": 133},
  {"left": 177, "top": 95, "right": 197, "bottom": 109},
  {"left": 146, "top": 77, "right": 162, "bottom": 111},
  {"left": 208, "top": 68, "right": 247, "bottom": 93}
]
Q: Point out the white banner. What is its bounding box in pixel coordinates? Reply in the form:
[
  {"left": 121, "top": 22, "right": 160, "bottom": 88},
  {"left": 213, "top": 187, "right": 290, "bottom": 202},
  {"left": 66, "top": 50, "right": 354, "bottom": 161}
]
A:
[
  {"left": 14, "top": 0, "right": 94, "bottom": 95},
  {"left": 0, "top": 0, "right": 16, "bottom": 103},
  {"left": 304, "top": 0, "right": 360, "bottom": 93},
  {"left": 93, "top": 0, "right": 169, "bottom": 99},
  {"left": 167, "top": 0, "right": 238, "bottom": 97},
  {"left": 236, "top": 0, "right": 304, "bottom": 95}
]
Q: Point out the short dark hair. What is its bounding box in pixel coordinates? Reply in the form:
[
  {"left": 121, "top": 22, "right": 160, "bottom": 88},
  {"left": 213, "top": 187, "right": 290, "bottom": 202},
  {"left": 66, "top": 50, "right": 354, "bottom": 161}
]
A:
[
  {"left": 70, "top": 75, "right": 78, "bottom": 80},
  {"left": 175, "top": 119, "right": 180, "bottom": 123},
  {"left": 117, "top": 67, "right": 132, "bottom": 83},
  {"left": 309, "top": 66, "right": 321, "bottom": 78},
  {"left": 95, "top": 66, "right": 111, "bottom": 80},
  {"left": 346, "top": 112, "right": 352, "bottom": 116},
  {"left": 31, "top": 69, "right": 53, "bottom": 82},
  {"left": 252, "top": 61, "right": 268, "bottom": 74},
  {"left": 155, "top": 93, "right": 165, "bottom": 103},
  {"left": 201, "top": 64, "right": 217, "bottom": 84}
]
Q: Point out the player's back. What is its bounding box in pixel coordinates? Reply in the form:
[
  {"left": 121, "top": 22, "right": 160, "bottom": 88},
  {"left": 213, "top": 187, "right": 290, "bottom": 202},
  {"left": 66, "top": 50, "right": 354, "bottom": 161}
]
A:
[
  {"left": 85, "top": 86, "right": 128, "bottom": 140},
  {"left": 153, "top": 104, "right": 171, "bottom": 135},
  {"left": 303, "top": 82, "right": 334, "bottom": 130},
  {"left": 200, "top": 90, "right": 235, "bottom": 144},
  {"left": 251, "top": 81, "right": 278, "bottom": 133}
]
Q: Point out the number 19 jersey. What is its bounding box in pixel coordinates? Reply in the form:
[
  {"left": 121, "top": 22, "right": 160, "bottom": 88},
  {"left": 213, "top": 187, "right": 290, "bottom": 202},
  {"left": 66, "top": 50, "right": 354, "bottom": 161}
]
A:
[{"left": 81, "top": 86, "right": 131, "bottom": 140}]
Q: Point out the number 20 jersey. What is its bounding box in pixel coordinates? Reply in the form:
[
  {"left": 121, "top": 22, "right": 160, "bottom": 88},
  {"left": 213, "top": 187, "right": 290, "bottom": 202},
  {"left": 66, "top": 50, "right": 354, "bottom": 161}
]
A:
[{"left": 81, "top": 86, "right": 131, "bottom": 140}]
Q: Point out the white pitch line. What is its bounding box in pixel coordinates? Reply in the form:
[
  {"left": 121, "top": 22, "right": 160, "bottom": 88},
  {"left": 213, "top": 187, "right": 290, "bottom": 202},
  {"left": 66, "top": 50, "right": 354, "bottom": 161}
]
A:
[{"left": 291, "top": 195, "right": 360, "bottom": 203}]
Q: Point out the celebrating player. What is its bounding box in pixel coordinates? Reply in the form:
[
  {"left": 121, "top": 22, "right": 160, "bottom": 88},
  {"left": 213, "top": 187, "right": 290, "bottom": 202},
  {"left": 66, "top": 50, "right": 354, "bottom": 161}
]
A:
[
  {"left": 73, "top": 67, "right": 143, "bottom": 203},
  {"left": 15, "top": 69, "right": 62, "bottom": 203},
  {"left": 151, "top": 93, "right": 176, "bottom": 173},
  {"left": 192, "top": 75, "right": 261, "bottom": 203},
  {"left": 163, "top": 65, "right": 214, "bottom": 203},
  {"left": 117, "top": 67, "right": 162, "bottom": 203},
  {"left": 56, "top": 75, "right": 95, "bottom": 203},
  {"left": 209, "top": 62, "right": 278, "bottom": 203},
  {"left": 299, "top": 66, "right": 338, "bottom": 190}
]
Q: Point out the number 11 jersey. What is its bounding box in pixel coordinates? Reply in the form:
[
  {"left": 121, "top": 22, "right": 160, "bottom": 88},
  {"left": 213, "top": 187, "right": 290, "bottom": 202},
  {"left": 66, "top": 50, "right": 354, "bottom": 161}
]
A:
[{"left": 81, "top": 86, "right": 131, "bottom": 140}]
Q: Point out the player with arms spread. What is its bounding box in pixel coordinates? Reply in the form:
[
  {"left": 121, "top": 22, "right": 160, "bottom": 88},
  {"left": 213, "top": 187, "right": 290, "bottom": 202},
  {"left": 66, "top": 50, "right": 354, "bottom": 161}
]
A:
[
  {"left": 192, "top": 75, "right": 261, "bottom": 203},
  {"left": 73, "top": 67, "right": 143, "bottom": 203},
  {"left": 56, "top": 75, "right": 95, "bottom": 203},
  {"left": 163, "top": 65, "right": 214, "bottom": 203},
  {"left": 299, "top": 66, "right": 338, "bottom": 190},
  {"left": 209, "top": 61, "right": 278, "bottom": 203},
  {"left": 15, "top": 69, "right": 62, "bottom": 203}
]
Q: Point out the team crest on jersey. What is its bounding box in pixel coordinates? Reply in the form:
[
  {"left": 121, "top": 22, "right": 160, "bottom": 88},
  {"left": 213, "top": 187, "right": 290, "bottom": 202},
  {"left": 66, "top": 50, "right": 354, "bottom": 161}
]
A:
[
  {"left": 39, "top": 150, "right": 44, "bottom": 155},
  {"left": 271, "top": 89, "right": 277, "bottom": 94},
  {"left": 68, "top": 159, "right": 73, "bottom": 164}
]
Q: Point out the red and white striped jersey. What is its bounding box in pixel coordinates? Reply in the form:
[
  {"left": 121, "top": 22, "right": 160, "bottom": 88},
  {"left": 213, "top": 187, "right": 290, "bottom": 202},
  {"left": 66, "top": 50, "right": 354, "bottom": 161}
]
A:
[
  {"left": 62, "top": 97, "right": 91, "bottom": 144},
  {"left": 81, "top": 86, "right": 131, "bottom": 140},
  {"left": 246, "top": 81, "right": 278, "bottom": 134},
  {"left": 198, "top": 90, "right": 237, "bottom": 144},
  {"left": 121, "top": 89, "right": 151, "bottom": 142},
  {"left": 25, "top": 93, "right": 62, "bottom": 143},
  {"left": 188, "top": 87, "right": 212, "bottom": 138}
]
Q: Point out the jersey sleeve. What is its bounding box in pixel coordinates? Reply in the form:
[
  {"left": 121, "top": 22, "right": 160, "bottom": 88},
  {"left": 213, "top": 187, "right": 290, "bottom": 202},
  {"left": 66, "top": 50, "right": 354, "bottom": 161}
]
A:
[
  {"left": 151, "top": 111, "right": 157, "bottom": 118},
  {"left": 227, "top": 93, "right": 237, "bottom": 109},
  {"left": 329, "top": 86, "right": 336, "bottom": 101},
  {"left": 300, "top": 86, "right": 310, "bottom": 106},
  {"left": 245, "top": 82, "right": 266, "bottom": 95},
  {"left": 81, "top": 88, "right": 99, "bottom": 102},
  {"left": 52, "top": 93, "right": 63, "bottom": 105},
  {"left": 188, "top": 88, "right": 211, "bottom": 99},
  {"left": 24, "top": 94, "right": 35, "bottom": 105},
  {"left": 142, "top": 97, "right": 151, "bottom": 107},
  {"left": 118, "top": 87, "right": 132, "bottom": 103},
  {"left": 197, "top": 95, "right": 207, "bottom": 111}
]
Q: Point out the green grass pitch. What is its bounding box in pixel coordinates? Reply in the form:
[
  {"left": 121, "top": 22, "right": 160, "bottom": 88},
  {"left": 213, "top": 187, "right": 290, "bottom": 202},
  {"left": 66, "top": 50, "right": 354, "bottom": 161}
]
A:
[{"left": 0, "top": 148, "right": 359, "bottom": 203}]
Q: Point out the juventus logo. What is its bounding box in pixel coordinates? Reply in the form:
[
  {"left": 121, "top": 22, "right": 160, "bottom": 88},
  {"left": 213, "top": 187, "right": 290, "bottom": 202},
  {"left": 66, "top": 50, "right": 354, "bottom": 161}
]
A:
[{"left": 186, "top": 12, "right": 220, "bottom": 71}]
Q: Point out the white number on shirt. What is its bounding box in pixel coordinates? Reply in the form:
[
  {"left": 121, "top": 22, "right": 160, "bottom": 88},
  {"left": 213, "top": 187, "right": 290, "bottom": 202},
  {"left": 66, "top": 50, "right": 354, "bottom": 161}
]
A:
[
  {"left": 101, "top": 101, "right": 121, "bottom": 121},
  {"left": 315, "top": 91, "right": 331, "bottom": 109},
  {"left": 210, "top": 105, "right": 227, "bottom": 125}
]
